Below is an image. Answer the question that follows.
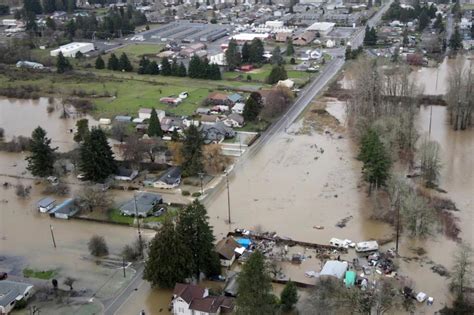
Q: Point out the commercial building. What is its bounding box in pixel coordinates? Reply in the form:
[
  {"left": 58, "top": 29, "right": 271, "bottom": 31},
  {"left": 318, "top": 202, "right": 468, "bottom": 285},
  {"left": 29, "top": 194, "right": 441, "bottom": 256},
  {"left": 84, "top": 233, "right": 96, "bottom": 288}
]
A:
[
  {"left": 306, "top": 22, "right": 336, "bottom": 37},
  {"left": 50, "top": 42, "right": 95, "bottom": 58}
]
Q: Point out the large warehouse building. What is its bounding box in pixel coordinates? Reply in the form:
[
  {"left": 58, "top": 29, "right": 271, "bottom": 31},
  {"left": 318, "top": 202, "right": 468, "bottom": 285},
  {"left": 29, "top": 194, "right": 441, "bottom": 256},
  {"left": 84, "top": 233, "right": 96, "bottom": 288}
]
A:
[{"left": 50, "top": 42, "right": 95, "bottom": 58}]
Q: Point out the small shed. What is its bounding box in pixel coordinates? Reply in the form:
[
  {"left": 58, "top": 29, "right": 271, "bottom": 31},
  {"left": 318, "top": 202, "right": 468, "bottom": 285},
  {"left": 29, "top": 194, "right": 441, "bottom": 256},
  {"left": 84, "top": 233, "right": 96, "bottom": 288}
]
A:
[
  {"left": 37, "top": 197, "right": 56, "bottom": 213},
  {"left": 49, "top": 199, "right": 79, "bottom": 219}
]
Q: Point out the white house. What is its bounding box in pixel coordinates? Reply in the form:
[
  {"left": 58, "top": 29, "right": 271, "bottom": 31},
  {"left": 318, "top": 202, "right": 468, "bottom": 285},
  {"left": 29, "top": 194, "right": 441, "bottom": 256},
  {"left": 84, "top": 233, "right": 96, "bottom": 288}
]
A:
[
  {"left": 37, "top": 197, "right": 56, "bottom": 213},
  {"left": 232, "top": 102, "right": 245, "bottom": 114},
  {"left": 0, "top": 281, "right": 34, "bottom": 314},
  {"left": 172, "top": 283, "right": 234, "bottom": 315},
  {"left": 50, "top": 42, "right": 95, "bottom": 58}
]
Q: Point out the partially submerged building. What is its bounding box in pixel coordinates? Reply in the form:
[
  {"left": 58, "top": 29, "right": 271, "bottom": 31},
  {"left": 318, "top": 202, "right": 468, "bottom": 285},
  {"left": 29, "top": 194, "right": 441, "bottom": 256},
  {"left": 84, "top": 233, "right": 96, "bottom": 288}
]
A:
[
  {"left": 49, "top": 198, "right": 79, "bottom": 219},
  {"left": 0, "top": 280, "right": 34, "bottom": 315},
  {"left": 119, "top": 192, "right": 163, "bottom": 217}
]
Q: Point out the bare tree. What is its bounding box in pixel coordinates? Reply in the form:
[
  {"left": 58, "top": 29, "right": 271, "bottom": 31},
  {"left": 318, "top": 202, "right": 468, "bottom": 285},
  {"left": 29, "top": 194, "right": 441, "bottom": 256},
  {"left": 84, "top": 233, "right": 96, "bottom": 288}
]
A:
[
  {"left": 418, "top": 137, "right": 442, "bottom": 187},
  {"left": 202, "top": 144, "right": 231, "bottom": 174},
  {"left": 63, "top": 277, "right": 76, "bottom": 291},
  {"left": 110, "top": 122, "right": 129, "bottom": 143},
  {"left": 88, "top": 235, "right": 109, "bottom": 257},
  {"left": 121, "top": 134, "right": 146, "bottom": 168},
  {"left": 446, "top": 58, "right": 473, "bottom": 130},
  {"left": 260, "top": 86, "right": 294, "bottom": 119},
  {"left": 15, "top": 184, "right": 31, "bottom": 198},
  {"left": 77, "top": 186, "right": 112, "bottom": 212},
  {"left": 450, "top": 243, "right": 473, "bottom": 301},
  {"left": 168, "top": 142, "right": 184, "bottom": 165},
  {"left": 400, "top": 191, "right": 436, "bottom": 238},
  {"left": 142, "top": 137, "right": 165, "bottom": 163}
]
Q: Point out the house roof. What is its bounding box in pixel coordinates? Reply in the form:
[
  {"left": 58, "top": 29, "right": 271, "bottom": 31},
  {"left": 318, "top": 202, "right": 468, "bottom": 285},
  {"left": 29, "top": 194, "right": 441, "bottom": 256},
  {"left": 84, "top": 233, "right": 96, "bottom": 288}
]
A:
[
  {"left": 190, "top": 296, "right": 234, "bottom": 313},
  {"left": 200, "top": 114, "right": 220, "bottom": 123},
  {"left": 223, "top": 272, "right": 239, "bottom": 297},
  {"left": 158, "top": 167, "right": 181, "bottom": 185},
  {"left": 216, "top": 237, "right": 241, "bottom": 260},
  {"left": 37, "top": 197, "right": 56, "bottom": 208},
  {"left": 119, "top": 192, "right": 163, "bottom": 215},
  {"left": 232, "top": 102, "right": 245, "bottom": 111},
  {"left": 0, "top": 280, "right": 33, "bottom": 308},
  {"left": 227, "top": 93, "right": 242, "bottom": 103},
  {"left": 173, "top": 283, "right": 206, "bottom": 305},
  {"left": 200, "top": 122, "right": 235, "bottom": 144},
  {"left": 139, "top": 108, "right": 153, "bottom": 114},
  {"left": 51, "top": 198, "right": 79, "bottom": 216},
  {"left": 320, "top": 260, "right": 348, "bottom": 279},
  {"left": 196, "top": 107, "right": 210, "bottom": 114},
  {"left": 116, "top": 167, "right": 137, "bottom": 178},
  {"left": 227, "top": 113, "right": 244, "bottom": 124}
]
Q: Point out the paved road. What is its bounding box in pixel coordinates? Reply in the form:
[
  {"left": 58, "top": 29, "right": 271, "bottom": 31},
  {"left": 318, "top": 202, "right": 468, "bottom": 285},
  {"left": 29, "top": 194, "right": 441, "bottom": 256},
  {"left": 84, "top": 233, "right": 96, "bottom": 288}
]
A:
[{"left": 103, "top": 264, "right": 144, "bottom": 315}]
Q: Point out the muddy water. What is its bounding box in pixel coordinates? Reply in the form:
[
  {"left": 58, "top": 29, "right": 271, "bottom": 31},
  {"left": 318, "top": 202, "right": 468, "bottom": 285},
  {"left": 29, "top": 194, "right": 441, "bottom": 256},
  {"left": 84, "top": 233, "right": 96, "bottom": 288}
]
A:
[{"left": 0, "top": 97, "right": 99, "bottom": 152}]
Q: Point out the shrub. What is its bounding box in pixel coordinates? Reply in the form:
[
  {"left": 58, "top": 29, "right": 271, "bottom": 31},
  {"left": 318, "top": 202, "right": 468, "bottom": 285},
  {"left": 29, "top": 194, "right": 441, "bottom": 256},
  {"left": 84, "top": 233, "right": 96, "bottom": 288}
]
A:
[
  {"left": 88, "top": 235, "right": 109, "bottom": 257},
  {"left": 181, "top": 190, "right": 190, "bottom": 196},
  {"left": 192, "top": 192, "right": 201, "bottom": 197}
]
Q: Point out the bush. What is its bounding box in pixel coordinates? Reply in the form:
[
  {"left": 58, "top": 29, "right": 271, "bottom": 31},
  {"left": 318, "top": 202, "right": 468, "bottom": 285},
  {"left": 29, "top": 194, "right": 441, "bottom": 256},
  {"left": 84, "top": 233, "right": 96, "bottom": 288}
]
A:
[
  {"left": 290, "top": 58, "right": 296, "bottom": 64},
  {"left": 0, "top": 136, "right": 30, "bottom": 152},
  {"left": 88, "top": 235, "right": 109, "bottom": 257},
  {"left": 181, "top": 190, "right": 190, "bottom": 196},
  {"left": 15, "top": 184, "right": 31, "bottom": 198},
  {"left": 191, "top": 192, "right": 201, "bottom": 197},
  {"left": 122, "top": 239, "right": 144, "bottom": 261},
  {"left": 0, "top": 127, "right": 4, "bottom": 139}
]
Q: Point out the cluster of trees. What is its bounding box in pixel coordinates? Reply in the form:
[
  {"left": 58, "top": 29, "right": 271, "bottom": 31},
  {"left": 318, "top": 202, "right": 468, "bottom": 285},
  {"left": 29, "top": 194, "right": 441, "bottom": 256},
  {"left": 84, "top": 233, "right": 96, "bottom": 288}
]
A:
[
  {"left": 0, "top": 4, "right": 9, "bottom": 15},
  {"left": 42, "top": 0, "right": 75, "bottom": 14},
  {"left": 243, "top": 92, "right": 264, "bottom": 122},
  {"left": 100, "top": 53, "right": 133, "bottom": 72},
  {"left": 225, "top": 38, "right": 265, "bottom": 70},
  {"left": 449, "top": 26, "right": 463, "bottom": 52},
  {"left": 363, "top": 25, "right": 378, "bottom": 46},
  {"left": 188, "top": 55, "right": 221, "bottom": 80},
  {"left": 144, "top": 200, "right": 220, "bottom": 288},
  {"left": 383, "top": 0, "right": 437, "bottom": 25},
  {"left": 445, "top": 58, "right": 473, "bottom": 130},
  {"left": 345, "top": 45, "right": 363, "bottom": 60},
  {"left": 358, "top": 129, "right": 391, "bottom": 193},
  {"left": 56, "top": 52, "right": 73, "bottom": 73},
  {"left": 266, "top": 65, "right": 288, "bottom": 84}
]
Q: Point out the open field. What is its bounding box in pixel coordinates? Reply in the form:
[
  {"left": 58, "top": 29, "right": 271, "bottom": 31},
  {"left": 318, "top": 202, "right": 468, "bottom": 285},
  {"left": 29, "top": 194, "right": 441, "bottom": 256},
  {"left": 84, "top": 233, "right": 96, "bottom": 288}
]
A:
[
  {"left": 109, "top": 43, "right": 164, "bottom": 61},
  {"left": 224, "top": 64, "right": 312, "bottom": 84}
]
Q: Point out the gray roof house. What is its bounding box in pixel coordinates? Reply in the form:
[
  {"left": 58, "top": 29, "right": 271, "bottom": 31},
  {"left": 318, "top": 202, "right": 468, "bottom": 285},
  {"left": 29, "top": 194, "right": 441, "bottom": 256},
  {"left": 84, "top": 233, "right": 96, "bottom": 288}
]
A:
[
  {"left": 114, "top": 167, "right": 139, "bottom": 181},
  {"left": 119, "top": 192, "right": 163, "bottom": 217},
  {"left": 227, "top": 93, "right": 243, "bottom": 104},
  {"left": 0, "top": 281, "right": 34, "bottom": 314},
  {"left": 49, "top": 198, "right": 79, "bottom": 219},
  {"left": 37, "top": 197, "right": 56, "bottom": 213},
  {"left": 224, "top": 113, "right": 244, "bottom": 128},
  {"left": 320, "top": 261, "right": 348, "bottom": 279},
  {"left": 200, "top": 122, "right": 236, "bottom": 144},
  {"left": 153, "top": 167, "right": 182, "bottom": 189}
]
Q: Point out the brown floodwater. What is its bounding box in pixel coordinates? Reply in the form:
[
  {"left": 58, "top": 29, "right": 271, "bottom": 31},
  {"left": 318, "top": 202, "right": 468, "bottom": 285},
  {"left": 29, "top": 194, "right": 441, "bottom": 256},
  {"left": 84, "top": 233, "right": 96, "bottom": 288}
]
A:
[{"left": 0, "top": 97, "right": 99, "bottom": 152}]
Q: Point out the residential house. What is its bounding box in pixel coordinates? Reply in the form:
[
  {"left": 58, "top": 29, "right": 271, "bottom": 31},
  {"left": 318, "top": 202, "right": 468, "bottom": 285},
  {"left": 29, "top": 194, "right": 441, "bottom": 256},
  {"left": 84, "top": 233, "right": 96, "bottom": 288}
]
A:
[
  {"left": 0, "top": 280, "right": 34, "bottom": 315},
  {"left": 161, "top": 117, "right": 184, "bottom": 133},
  {"left": 153, "top": 167, "right": 182, "bottom": 189},
  {"left": 37, "top": 197, "right": 56, "bottom": 213},
  {"left": 231, "top": 102, "right": 245, "bottom": 114},
  {"left": 227, "top": 93, "right": 243, "bottom": 105},
  {"left": 115, "top": 167, "right": 139, "bottom": 181},
  {"left": 320, "top": 260, "right": 348, "bottom": 279},
  {"left": 119, "top": 192, "right": 163, "bottom": 217},
  {"left": 223, "top": 113, "right": 244, "bottom": 128},
  {"left": 172, "top": 283, "right": 234, "bottom": 315},
  {"left": 200, "top": 114, "right": 221, "bottom": 125},
  {"left": 215, "top": 237, "right": 244, "bottom": 267},
  {"left": 115, "top": 115, "right": 132, "bottom": 123},
  {"left": 206, "top": 92, "right": 230, "bottom": 106},
  {"left": 160, "top": 97, "right": 182, "bottom": 106},
  {"left": 138, "top": 108, "right": 166, "bottom": 121},
  {"left": 275, "top": 32, "right": 291, "bottom": 42},
  {"left": 200, "top": 122, "right": 236, "bottom": 144},
  {"left": 196, "top": 108, "right": 211, "bottom": 115},
  {"left": 292, "top": 31, "right": 316, "bottom": 46},
  {"left": 49, "top": 198, "right": 79, "bottom": 219}
]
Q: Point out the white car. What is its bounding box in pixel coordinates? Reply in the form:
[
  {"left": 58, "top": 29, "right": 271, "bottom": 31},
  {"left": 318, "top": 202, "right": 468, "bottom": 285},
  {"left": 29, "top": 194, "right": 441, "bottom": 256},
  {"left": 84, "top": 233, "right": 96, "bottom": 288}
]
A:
[{"left": 179, "top": 92, "right": 189, "bottom": 99}]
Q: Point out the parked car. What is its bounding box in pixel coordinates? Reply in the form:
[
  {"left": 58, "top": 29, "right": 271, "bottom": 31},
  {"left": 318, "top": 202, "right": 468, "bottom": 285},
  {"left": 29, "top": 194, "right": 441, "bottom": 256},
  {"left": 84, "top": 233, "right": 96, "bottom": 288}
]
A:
[{"left": 153, "top": 207, "right": 167, "bottom": 217}]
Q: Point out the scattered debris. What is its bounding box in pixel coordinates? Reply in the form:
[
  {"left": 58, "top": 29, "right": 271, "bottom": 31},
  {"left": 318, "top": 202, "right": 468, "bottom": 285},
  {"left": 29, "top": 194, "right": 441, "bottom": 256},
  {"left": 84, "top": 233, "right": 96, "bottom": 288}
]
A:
[
  {"left": 431, "top": 264, "right": 450, "bottom": 277},
  {"left": 335, "top": 215, "right": 353, "bottom": 228}
]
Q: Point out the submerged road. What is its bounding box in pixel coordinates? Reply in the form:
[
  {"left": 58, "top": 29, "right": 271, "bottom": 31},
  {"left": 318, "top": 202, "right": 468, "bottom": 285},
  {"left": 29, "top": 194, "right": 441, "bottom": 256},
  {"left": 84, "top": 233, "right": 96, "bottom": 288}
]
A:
[{"left": 103, "top": 265, "right": 144, "bottom": 315}]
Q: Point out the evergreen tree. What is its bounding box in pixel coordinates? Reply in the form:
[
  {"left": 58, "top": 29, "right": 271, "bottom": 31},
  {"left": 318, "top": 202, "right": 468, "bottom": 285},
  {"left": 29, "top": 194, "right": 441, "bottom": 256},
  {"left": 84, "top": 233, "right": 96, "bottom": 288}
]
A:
[
  {"left": 118, "top": 52, "right": 133, "bottom": 72},
  {"left": 137, "top": 56, "right": 150, "bottom": 74},
  {"left": 433, "top": 13, "right": 444, "bottom": 32},
  {"left": 188, "top": 55, "right": 201, "bottom": 78},
  {"left": 181, "top": 125, "right": 203, "bottom": 177},
  {"left": 56, "top": 52, "right": 72, "bottom": 73},
  {"left": 65, "top": 19, "right": 76, "bottom": 39},
  {"left": 208, "top": 63, "right": 221, "bottom": 80},
  {"left": 26, "top": 126, "right": 56, "bottom": 177},
  {"left": 358, "top": 129, "right": 391, "bottom": 192},
  {"left": 449, "top": 26, "right": 463, "bottom": 52},
  {"left": 107, "top": 53, "right": 119, "bottom": 71},
  {"left": 25, "top": 11, "right": 37, "bottom": 31},
  {"left": 95, "top": 55, "right": 105, "bottom": 69},
  {"left": 249, "top": 38, "right": 265, "bottom": 64},
  {"left": 23, "top": 0, "right": 42, "bottom": 14},
  {"left": 176, "top": 200, "right": 221, "bottom": 280},
  {"left": 271, "top": 46, "right": 283, "bottom": 65},
  {"left": 236, "top": 251, "right": 277, "bottom": 315},
  {"left": 43, "top": 0, "right": 55, "bottom": 13},
  {"left": 402, "top": 29, "right": 409, "bottom": 46},
  {"left": 146, "top": 61, "right": 159, "bottom": 75},
  {"left": 243, "top": 92, "right": 263, "bottom": 122},
  {"left": 148, "top": 108, "right": 163, "bottom": 137},
  {"left": 177, "top": 62, "right": 187, "bottom": 77},
  {"left": 225, "top": 39, "right": 241, "bottom": 70},
  {"left": 144, "top": 216, "right": 193, "bottom": 288},
  {"left": 266, "top": 65, "right": 288, "bottom": 85},
  {"left": 171, "top": 58, "right": 179, "bottom": 76},
  {"left": 345, "top": 45, "right": 353, "bottom": 60},
  {"left": 418, "top": 9, "right": 430, "bottom": 31},
  {"left": 280, "top": 280, "right": 298, "bottom": 312},
  {"left": 286, "top": 38, "right": 295, "bottom": 56},
  {"left": 161, "top": 57, "right": 172, "bottom": 76},
  {"left": 241, "top": 41, "right": 250, "bottom": 63},
  {"left": 45, "top": 17, "right": 56, "bottom": 30},
  {"left": 74, "top": 119, "right": 89, "bottom": 143},
  {"left": 364, "top": 25, "right": 373, "bottom": 46},
  {"left": 79, "top": 127, "right": 117, "bottom": 182}
]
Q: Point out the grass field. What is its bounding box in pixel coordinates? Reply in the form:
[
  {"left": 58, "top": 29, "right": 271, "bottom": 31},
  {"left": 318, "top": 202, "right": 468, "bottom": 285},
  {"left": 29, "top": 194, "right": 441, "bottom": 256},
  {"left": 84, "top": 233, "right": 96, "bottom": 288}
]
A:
[
  {"left": 23, "top": 268, "right": 57, "bottom": 279},
  {"left": 110, "top": 43, "right": 164, "bottom": 62},
  {"left": 224, "top": 64, "right": 312, "bottom": 84}
]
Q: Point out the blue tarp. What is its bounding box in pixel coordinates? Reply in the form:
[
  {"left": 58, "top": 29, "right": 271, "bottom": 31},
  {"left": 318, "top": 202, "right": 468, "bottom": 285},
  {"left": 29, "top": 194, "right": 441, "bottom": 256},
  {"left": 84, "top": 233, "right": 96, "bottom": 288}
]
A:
[{"left": 237, "top": 238, "right": 251, "bottom": 249}]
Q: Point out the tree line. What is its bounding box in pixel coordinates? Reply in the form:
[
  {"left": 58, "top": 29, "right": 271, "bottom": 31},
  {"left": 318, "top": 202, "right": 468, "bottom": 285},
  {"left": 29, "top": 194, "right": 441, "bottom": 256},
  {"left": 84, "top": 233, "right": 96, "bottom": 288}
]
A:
[
  {"left": 225, "top": 38, "right": 265, "bottom": 70},
  {"left": 382, "top": 0, "right": 437, "bottom": 25}
]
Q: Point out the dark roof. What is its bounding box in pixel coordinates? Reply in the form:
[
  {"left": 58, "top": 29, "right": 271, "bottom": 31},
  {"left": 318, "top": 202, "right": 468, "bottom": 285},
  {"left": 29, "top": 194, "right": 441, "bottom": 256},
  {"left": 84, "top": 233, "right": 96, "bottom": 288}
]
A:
[
  {"left": 37, "top": 197, "right": 56, "bottom": 208},
  {"left": 120, "top": 192, "right": 163, "bottom": 215},
  {"left": 116, "top": 167, "right": 136, "bottom": 177},
  {"left": 215, "top": 237, "right": 241, "bottom": 260},
  {"left": 227, "top": 93, "right": 242, "bottom": 103},
  {"left": 227, "top": 113, "right": 244, "bottom": 124},
  {"left": 173, "top": 283, "right": 206, "bottom": 305},
  {"left": 158, "top": 167, "right": 181, "bottom": 185},
  {"left": 0, "top": 280, "right": 33, "bottom": 308},
  {"left": 190, "top": 296, "right": 234, "bottom": 313},
  {"left": 51, "top": 198, "right": 79, "bottom": 216},
  {"left": 200, "top": 122, "right": 235, "bottom": 144}
]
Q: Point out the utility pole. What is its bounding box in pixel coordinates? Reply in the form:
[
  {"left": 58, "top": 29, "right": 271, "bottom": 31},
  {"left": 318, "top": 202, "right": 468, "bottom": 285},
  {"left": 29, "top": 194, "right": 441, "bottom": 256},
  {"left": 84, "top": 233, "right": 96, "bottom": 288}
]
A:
[
  {"left": 133, "top": 194, "right": 143, "bottom": 258},
  {"left": 122, "top": 257, "right": 126, "bottom": 278},
  {"left": 395, "top": 205, "right": 400, "bottom": 254},
  {"left": 225, "top": 172, "right": 231, "bottom": 225},
  {"left": 49, "top": 225, "right": 56, "bottom": 248}
]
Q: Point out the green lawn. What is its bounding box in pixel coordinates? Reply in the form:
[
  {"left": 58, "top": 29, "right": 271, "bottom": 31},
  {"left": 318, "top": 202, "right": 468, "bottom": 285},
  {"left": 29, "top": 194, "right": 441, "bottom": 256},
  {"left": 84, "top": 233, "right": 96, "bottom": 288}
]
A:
[
  {"left": 224, "top": 64, "right": 312, "bottom": 85},
  {"left": 107, "top": 207, "right": 178, "bottom": 225},
  {"left": 23, "top": 268, "right": 57, "bottom": 280},
  {"left": 111, "top": 43, "right": 164, "bottom": 61},
  {"left": 237, "top": 120, "right": 271, "bottom": 132}
]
